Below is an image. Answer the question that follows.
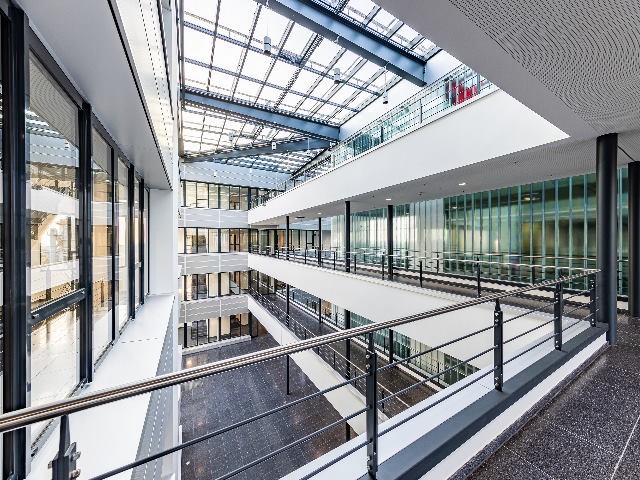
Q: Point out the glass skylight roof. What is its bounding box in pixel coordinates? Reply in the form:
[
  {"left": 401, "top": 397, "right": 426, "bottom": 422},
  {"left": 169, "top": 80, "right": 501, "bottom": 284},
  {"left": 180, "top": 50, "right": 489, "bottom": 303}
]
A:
[{"left": 180, "top": 0, "right": 437, "bottom": 173}]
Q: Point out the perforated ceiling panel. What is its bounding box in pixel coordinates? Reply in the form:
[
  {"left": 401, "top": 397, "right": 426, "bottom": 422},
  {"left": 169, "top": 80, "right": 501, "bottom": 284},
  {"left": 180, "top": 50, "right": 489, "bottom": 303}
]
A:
[{"left": 447, "top": 0, "right": 640, "bottom": 134}]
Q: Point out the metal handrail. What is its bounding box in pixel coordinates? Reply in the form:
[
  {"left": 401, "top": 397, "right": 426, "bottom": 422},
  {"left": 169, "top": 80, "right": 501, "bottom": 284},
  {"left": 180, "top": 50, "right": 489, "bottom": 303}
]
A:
[{"left": 0, "top": 271, "right": 595, "bottom": 434}]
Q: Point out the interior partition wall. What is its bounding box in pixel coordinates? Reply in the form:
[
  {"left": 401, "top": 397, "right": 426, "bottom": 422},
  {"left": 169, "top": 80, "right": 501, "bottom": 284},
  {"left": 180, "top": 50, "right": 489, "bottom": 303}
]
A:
[{"left": 0, "top": 4, "right": 151, "bottom": 477}]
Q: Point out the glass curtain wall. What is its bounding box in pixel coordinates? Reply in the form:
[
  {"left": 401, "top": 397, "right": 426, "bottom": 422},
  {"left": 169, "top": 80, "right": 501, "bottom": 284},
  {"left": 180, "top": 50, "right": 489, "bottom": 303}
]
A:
[
  {"left": 116, "top": 159, "right": 129, "bottom": 329},
  {"left": 181, "top": 180, "right": 277, "bottom": 210},
  {"left": 27, "top": 54, "right": 81, "bottom": 440},
  {"left": 331, "top": 171, "right": 629, "bottom": 295},
  {"left": 178, "top": 312, "right": 251, "bottom": 348},
  {"left": 91, "top": 130, "right": 113, "bottom": 361}
]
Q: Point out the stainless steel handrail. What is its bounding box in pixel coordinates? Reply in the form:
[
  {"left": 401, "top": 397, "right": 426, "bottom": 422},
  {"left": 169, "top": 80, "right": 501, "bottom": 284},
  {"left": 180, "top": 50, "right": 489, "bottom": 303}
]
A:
[{"left": 0, "top": 271, "right": 595, "bottom": 434}]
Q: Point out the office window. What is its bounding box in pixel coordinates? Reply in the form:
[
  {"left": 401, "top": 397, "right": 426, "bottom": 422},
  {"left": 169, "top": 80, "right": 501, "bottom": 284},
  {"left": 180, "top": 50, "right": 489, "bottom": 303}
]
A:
[
  {"left": 184, "top": 181, "right": 196, "bottom": 207},
  {"left": 134, "top": 177, "right": 141, "bottom": 309},
  {"left": 27, "top": 55, "right": 81, "bottom": 439},
  {"left": 117, "top": 159, "right": 130, "bottom": 328},
  {"left": 209, "top": 229, "right": 219, "bottom": 253},
  {"left": 196, "top": 182, "right": 208, "bottom": 208},
  {"left": 208, "top": 273, "right": 219, "bottom": 297},
  {"left": 91, "top": 130, "right": 113, "bottom": 361},
  {"left": 209, "top": 183, "right": 219, "bottom": 208},
  {"left": 144, "top": 187, "right": 150, "bottom": 295},
  {"left": 220, "top": 229, "right": 230, "bottom": 252},
  {"left": 229, "top": 186, "right": 241, "bottom": 210},
  {"left": 219, "top": 185, "right": 230, "bottom": 210}
]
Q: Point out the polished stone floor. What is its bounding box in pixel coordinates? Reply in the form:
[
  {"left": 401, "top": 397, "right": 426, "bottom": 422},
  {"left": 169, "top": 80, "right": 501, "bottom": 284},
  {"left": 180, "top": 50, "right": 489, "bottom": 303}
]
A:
[
  {"left": 266, "top": 293, "right": 435, "bottom": 416},
  {"left": 180, "top": 325, "right": 352, "bottom": 480},
  {"left": 469, "top": 315, "right": 640, "bottom": 480}
]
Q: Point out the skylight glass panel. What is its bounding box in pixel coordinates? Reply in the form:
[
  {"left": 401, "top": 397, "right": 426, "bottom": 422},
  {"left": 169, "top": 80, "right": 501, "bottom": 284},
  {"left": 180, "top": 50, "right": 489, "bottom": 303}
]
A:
[
  {"left": 240, "top": 50, "right": 272, "bottom": 82},
  {"left": 257, "top": 85, "right": 284, "bottom": 106},
  {"left": 256, "top": 7, "right": 290, "bottom": 47},
  {"left": 184, "top": 28, "right": 213, "bottom": 64},
  {"left": 185, "top": 0, "right": 220, "bottom": 23},
  {"left": 308, "top": 38, "right": 341, "bottom": 67},
  {"left": 285, "top": 24, "right": 315, "bottom": 57},
  {"left": 207, "top": 71, "right": 235, "bottom": 96},
  {"left": 266, "top": 62, "right": 298, "bottom": 88},
  {"left": 331, "top": 51, "right": 359, "bottom": 76},
  {"left": 390, "top": 24, "right": 421, "bottom": 49},
  {"left": 369, "top": 9, "right": 396, "bottom": 36},
  {"left": 184, "top": 62, "right": 210, "bottom": 90},
  {"left": 233, "top": 78, "right": 262, "bottom": 103},
  {"left": 310, "top": 77, "right": 337, "bottom": 100},
  {"left": 218, "top": 0, "right": 257, "bottom": 34},
  {"left": 211, "top": 42, "right": 243, "bottom": 72},
  {"left": 343, "top": 0, "right": 377, "bottom": 23},
  {"left": 290, "top": 69, "right": 321, "bottom": 95}
]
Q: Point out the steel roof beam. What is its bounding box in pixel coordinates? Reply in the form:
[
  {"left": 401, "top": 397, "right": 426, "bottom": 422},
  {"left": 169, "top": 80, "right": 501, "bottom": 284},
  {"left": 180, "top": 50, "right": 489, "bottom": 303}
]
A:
[
  {"left": 183, "top": 137, "right": 331, "bottom": 162},
  {"left": 257, "top": 0, "right": 427, "bottom": 86},
  {"left": 183, "top": 88, "right": 340, "bottom": 140}
]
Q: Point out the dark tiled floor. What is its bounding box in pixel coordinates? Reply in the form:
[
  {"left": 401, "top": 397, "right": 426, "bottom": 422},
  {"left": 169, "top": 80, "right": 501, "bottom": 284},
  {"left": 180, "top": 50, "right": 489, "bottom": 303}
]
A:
[
  {"left": 469, "top": 315, "right": 640, "bottom": 480},
  {"left": 264, "top": 293, "right": 435, "bottom": 416},
  {"left": 180, "top": 325, "right": 352, "bottom": 480}
]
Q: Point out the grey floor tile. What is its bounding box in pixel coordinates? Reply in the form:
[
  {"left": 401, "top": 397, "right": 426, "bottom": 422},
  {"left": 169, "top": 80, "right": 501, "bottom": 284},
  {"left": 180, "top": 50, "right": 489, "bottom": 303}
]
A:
[{"left": 470, "top": 445, "right": 554, "bottom": 480}]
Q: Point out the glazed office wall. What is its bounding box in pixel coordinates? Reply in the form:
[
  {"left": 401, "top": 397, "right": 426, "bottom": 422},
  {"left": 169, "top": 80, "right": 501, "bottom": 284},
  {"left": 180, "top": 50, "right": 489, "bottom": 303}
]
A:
[{"left": 331, "top": 171, "right": 629, "bottom": 295}]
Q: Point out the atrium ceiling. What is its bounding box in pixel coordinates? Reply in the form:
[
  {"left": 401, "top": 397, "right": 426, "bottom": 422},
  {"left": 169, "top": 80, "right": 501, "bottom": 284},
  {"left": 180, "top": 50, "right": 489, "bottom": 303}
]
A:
[{"left": 179, "top": 0, "right": 437, "bottom": 173}]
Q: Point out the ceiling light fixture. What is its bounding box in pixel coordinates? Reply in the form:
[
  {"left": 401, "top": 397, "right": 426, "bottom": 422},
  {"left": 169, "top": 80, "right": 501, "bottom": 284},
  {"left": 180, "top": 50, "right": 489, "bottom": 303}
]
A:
[
  {"left": 458, "top": 182, "right": 467, "bottom": 186},
  {"left": 333, "top": 67, "right": 341, "bottom": 84},
  {"left": 263, "top": 1, "right": 272, "bottom": 56},
  {"left": 385, "top": 198, "right": 392, "bottom": 201},
  {"left": 271, "top": 141, "right": 277, "bottom": 150},
  {"left": 382, "top": 66, "right": 389, "bottom": 105}
]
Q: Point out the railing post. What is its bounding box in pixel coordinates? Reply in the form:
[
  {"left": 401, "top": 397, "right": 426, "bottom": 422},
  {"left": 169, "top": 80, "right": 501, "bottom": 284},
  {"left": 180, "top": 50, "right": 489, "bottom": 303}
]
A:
[
  {"left": 365, "top": 333, "right": 378, "bottom": 478},
  {"left": 419, "top": 260, "right": 423, "bottom": 288},
  {"left": 589, "top": 276, "right": 597, "bottom": 327},
  {"left": 476, "top": 256, "right": 481, "bottom": 297},
  {"left": 494, "top": 299, "right": 503, "bottom": 391},
  {"left": 333, "top": 251, "right": 337, "bottom": 270},
  {"left": 304, "top": 249, "right": 307, "bottom": 265},
  {"left": 531, "top": 264, "right": 536, "bottom": 285},
  {"left": 436, "top": 253, "right": 440, "bottom": 273},
  {"left": 554, "top": 282, "right": 564, "bottom": 350},
  {"left": 381, "top": 255, "right": 385, "bottom": 279},
  {"left": 353, "top": 254, "right": 357, "bottom": 273},
  {"left": 388, "top": 329, "right": 394, "bottom": 364},
  {"left": 286, "top": 355, "right": 290, "bottom": 395},
  {"left": 49, "top": 415, "right": 80, "bottom": 480}
]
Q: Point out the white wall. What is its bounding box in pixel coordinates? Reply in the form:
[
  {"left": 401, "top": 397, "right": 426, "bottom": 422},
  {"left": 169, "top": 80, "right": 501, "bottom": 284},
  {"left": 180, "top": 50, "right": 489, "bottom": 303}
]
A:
[
  {"left": 179, "top": 252, "right": 248, "bottom": 274},
  {"left": 182, "top": 162, "right": 290, "bottom": 190},
  {"left": 179, "top": 207, "right": 248, "bottom": 228},
  {"left": 180, "top": 294, "right": 249, "bottom": 323}
]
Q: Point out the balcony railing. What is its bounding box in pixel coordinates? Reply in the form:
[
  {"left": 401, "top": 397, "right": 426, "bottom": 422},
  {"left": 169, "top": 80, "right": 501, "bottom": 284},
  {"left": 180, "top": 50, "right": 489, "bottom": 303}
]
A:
[
  {"left": 251, "top": 64, "right": 495, "bottom": 208},
  {"left": 0, "top": 266, "right": 600, "bottom": 479}
]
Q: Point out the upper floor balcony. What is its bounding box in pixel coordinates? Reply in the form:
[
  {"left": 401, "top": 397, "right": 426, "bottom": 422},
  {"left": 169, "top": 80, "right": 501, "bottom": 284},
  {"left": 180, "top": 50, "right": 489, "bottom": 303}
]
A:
[{"left": 248, "top": 64, "right": 568, "bottom": 226}]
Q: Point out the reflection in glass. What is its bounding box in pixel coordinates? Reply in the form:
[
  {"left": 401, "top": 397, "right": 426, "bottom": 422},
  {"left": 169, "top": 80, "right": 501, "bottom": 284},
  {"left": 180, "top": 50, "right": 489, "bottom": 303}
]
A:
[
  {"left": 91, "top": 130, "right": 113, "bottom": 360},
  {"left": 28, "top": 56, "right": 80, "bottom": 309},
  {"left": 30, "top": 306, "right": 79, "bottom": 441},
  {"left": 117, "top": 159, "right": 129, "bottom": 328},
  {"left": 27, "top": 56, "right": 81, "bottom": 445}
]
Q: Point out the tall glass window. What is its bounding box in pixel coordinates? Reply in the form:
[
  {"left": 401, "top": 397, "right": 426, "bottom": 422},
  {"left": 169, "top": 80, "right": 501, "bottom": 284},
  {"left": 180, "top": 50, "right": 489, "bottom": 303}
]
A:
[
  {"left": 91, "top": 130, "right": 113, "bottom": 361},
  {"left": 134, "top": 177, "right": 141, "bottom": 309},
  {"left": 27, "top": 55, "right": 80, "bottom": 438},
  {"left": 144, "top": 187, "right": 150, "bottom": 295},
  {"left": 116, "top": 159, "right": 130, "bottom": 328}
]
